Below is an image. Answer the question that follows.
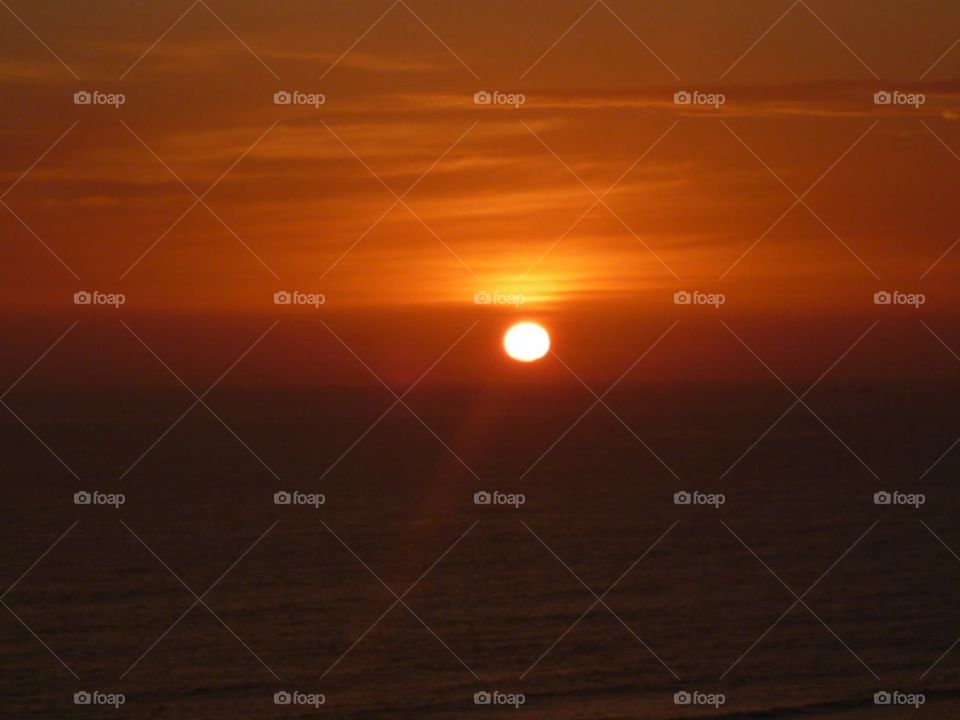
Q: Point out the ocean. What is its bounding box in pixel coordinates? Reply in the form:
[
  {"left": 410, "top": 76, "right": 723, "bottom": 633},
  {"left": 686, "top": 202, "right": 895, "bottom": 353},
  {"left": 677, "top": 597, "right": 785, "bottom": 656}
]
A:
[{"left": 2, "top": 382, "right": 960, "bottom": 718}]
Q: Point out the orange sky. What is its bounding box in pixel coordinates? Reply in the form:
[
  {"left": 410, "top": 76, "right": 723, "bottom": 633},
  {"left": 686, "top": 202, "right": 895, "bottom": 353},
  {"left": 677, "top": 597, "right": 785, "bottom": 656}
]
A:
[{"left": 1, "top": 0, "right": 959, "bottom": 386}]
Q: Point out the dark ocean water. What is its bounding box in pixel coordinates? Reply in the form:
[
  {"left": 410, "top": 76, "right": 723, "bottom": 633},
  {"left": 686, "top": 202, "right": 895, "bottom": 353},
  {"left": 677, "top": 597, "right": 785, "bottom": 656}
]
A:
[{"left": 2, "top": 383, "right": 960, "bottom": 718}]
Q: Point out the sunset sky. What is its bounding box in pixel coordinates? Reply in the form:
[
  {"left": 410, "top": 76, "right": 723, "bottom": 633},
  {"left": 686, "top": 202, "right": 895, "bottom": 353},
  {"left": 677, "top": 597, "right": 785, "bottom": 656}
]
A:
[{"left": 2, "top": 0, "right": 959, "bottom": 387}]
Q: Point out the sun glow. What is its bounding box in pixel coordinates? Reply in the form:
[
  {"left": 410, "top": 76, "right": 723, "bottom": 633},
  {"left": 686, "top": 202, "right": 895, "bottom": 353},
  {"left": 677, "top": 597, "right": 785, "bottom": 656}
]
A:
[{"left": 503, "top": 322, "right": 550, "bottom": 362}]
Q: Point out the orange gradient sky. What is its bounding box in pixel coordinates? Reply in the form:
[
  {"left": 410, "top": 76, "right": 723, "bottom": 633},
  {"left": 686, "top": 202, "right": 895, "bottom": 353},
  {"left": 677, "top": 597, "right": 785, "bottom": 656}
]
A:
[{"left": 1, "top": 0, "right": 960, "bottom": 386}]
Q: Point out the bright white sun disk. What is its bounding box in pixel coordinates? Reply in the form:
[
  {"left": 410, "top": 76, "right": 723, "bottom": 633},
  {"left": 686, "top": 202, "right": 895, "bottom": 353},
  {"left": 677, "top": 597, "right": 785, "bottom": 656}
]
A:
[{"left": 504, "top": 322, "right": 550, "bottom": 362}]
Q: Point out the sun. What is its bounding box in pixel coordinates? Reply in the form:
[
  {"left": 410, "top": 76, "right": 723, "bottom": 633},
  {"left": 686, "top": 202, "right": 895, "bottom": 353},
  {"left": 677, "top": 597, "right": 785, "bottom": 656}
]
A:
[{"left": 504, "top": 322, "right": 550, "bottom": 362}]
